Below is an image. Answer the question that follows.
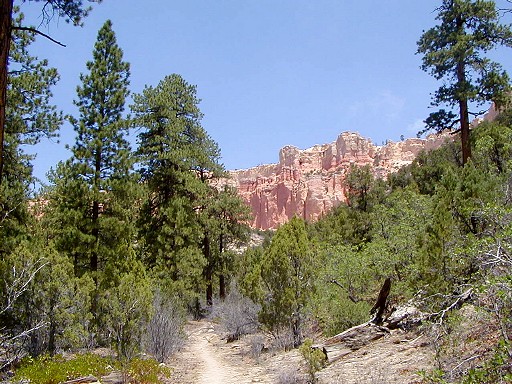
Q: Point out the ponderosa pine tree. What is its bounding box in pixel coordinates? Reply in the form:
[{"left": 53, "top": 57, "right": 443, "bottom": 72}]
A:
[
  {"left": 213, "top": 185, "right": 251, "bottom": 300},
  {"left": 0, "top": 11, "right": 62, "bottom": 257},
  {"left": 0, "top": 0, "right": 100, "bottom": 185},
  {"left": 47, "top": 20, "right": 138, "bottom": 283},
  {"left": 132, "top": 74, "right": 223, "bottom": 308},
  {"left": 200, "top": 184, "right": 250, "bottom": 305},
  {"left": 417, "top": 0, "right": 512, "bottom": 165}
]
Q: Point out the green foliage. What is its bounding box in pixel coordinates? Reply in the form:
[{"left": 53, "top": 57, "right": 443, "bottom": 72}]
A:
[
  {"left": 237, "top": 245, "right": 265, "bottom": 304},
  {"left": 417, "top": 0, "right": 512, "bottom": 163},
  {"left": 418, "top": 368, "right": 448, "bottom": 384},
  {"left": 299, "top": 338, "right": 326, "bottom": 383},
  {"left": 132, "top": 74, "right": 225, "bottom": 305},
  {"left": 461, "top": 340, "right": 512, "bottom": 384},
  {"left": 99, "top": 267, "right": 153, "bottom": 360},
  {"left": 259, "top": 217, "right": 316, "bottom": 347},
  {"left": 13, "top": 353, "right": 170, "bottom": 384},
  {"left": 126, "top": 357, "right": 172, "bottom": 383},
  {"left": 14, "top": 353, "right": 117, "bottom": 384}
]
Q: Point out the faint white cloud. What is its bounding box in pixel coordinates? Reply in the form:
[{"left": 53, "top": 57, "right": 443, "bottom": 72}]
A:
[
  {"left": 407, "top": 118, "right": 427, "bottom": 136},
  {"left": 349, "top": 90, "right": 405, "bottom": 122}
]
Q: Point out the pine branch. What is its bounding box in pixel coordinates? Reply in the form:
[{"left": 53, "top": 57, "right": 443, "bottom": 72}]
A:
[{"left": 12, "top": 26, "right": 66, "bottom": 47}]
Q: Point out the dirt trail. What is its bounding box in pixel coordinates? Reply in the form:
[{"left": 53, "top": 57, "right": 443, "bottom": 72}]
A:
[
  {"left": 167, "top": 321, "right": 276, "bottom": 384},
  {"left": 167, "top": 320, "right": 435, "bottom": 384}
]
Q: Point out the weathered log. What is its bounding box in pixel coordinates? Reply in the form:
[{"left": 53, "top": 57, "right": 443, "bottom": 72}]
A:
[
  {"left": 63, "top": 375, "right": 99, "bottom": 384},
  {"left": 314, "top": 322, "right": 390, "bottom": 363},
  {"left": 385, "top": 304, "right": 425, "bottom": 330},
  {"left": 100, "top": 371, "right": 125, "bottom": 384}
]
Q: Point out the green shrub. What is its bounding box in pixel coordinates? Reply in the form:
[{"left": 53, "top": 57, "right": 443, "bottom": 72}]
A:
[
  {"left": 127, "top": 358, "right": 172, "bottom": 383},
  {"left": 13, "top": 353, "right": 171, "bottom": 384},
  {"left": 14, "top": 353, "right": 117, "bottom": 384},
  {"left": 461, "top": 340, "right": 512, "bottom": 384},
  {"left": 299, "top": 338, "right": 326, "bottom": 383}
]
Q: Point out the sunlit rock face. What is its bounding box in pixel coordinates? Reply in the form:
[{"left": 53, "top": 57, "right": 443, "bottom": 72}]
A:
[{"left": 226, "top": 131, "right": 450, "bottom": 230}]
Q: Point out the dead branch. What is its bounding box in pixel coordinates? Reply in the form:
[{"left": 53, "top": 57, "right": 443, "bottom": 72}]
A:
[
  {"left": 329, "top": 279, "right": 359, "bottom": 303},
  {"left": 428, "top": 288, "right": 473, "bottom": 325},
  {"left": 1, "top": 258, "right": 48, "bottom": 315},
  {"left": 12, "top": 26, "right": 65, "bottom": 47},
  {"left": 0, "top": 321, "right": 47, "bottom": 370}
]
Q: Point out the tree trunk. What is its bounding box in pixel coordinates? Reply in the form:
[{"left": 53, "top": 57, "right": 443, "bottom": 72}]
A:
[
  {"left": 219, "top": 233, "right": 226, "bottom": 300},
  {"left": 459, "top": 97, "right": 471, "bottom": 165},
  {"left": 219, "top": 274, "right": 226, "bottom": 300},
  {"left": 203, "top": 234, "right": 213, "bottom": 306},
  {"left": 91, "top": 147, "right": 101, "bottom": 278},
  {"left": 370, "top": 277, "right": 391, "bottom": 325},
  {"left": 0, "top": 0, "right": 13, "bottom": 185},
  {"left": 456, "top": 14, "right": 471, "bottom": 165},
  {"left": 91, "top": 200, "right": 99, "bottom": 275}
]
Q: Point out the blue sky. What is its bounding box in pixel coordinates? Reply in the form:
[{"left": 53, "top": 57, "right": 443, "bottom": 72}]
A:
[{"left": 17, "top": 0, "right": 512, "bottom": 184}]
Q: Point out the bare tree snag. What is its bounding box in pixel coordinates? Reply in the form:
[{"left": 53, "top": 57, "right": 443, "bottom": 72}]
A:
[{"left": 370, "top": 277, "right": 391, "bottom": 325}]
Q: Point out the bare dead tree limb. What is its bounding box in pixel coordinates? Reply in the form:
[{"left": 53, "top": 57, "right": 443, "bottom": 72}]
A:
[
  {"left": 12, "top": 26, "right": 65, "bottom": 46},
  {"left": 1, "top": 258, "right": 48, "bottom": 315},
  {"left": 329, "top": 279, "right": 359, "bottom": 303},
  {"left": 428, "top": 288, "right": 473, "bottom": 325}
]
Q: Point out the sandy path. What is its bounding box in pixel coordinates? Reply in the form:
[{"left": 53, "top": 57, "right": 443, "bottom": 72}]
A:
[{"left": 167, "top": 320, "right": 275, "bottom": 384}]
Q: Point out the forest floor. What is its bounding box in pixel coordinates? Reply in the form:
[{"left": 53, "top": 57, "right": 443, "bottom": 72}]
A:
[{"left": 165, "top": 320, "right": 436, "bottom": 384}]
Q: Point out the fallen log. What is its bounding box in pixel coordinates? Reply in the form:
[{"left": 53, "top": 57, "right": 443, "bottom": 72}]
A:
[
  {"left": 63, "top": 375, "right": 99, "bottom": 384},
  {"left": 315, "top": 322, "right": 390, "bottom": 363}
]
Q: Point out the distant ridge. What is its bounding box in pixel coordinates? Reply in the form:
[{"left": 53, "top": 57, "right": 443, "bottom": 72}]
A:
[{"left": 225, "top": 131, "right": 450, "bottom": 230}]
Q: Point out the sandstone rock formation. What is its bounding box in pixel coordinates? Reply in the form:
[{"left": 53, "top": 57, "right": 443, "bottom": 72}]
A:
[{"left": 226, "top": 131, "right": 450, "bottom": 230}]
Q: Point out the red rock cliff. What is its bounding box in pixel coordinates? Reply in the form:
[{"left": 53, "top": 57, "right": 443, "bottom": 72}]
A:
[{"left": 226, "top": 132, "right": 449, "bottom": 230}]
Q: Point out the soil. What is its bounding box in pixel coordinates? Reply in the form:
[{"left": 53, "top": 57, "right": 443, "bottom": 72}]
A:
[
  {"left": 166, "top": 320, "right": 436, "bottom": 384},
  {"left": 166, "top": 321, "right": 291, "bottom": 384}
]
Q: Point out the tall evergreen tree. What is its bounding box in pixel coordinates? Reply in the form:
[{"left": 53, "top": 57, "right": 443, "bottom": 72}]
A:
[
  {"left": 47, "top": 20, "right": 137, "bottom": 283},
  {"left": 132, "top": 74, "right": 223, "bottom": 307},
  {"left": 0, "top": 0, "right": 100, "bottom": 185},
  {"left": 200, "top": 184, "right": 250, "bottom": 305},
  {"left": 417, "top": 0, "right": 512, "bottom": 165},
  {"left": 0, "top": 11, "right": 62, "bottom": 257}
]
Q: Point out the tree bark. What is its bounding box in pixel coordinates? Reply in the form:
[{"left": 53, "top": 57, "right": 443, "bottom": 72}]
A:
[
  {"left": 0, "top": 0, "right": 13, "bottom": 186},
  {"left": 370, "top": 277, "right": 391, "bottom": 325},
  {"left": 456, "top": 14, "right": 471, "bottom": 165},
  {"left": 219, "top": 233, "right": 226, "bottom": 300},
  {"left": 203, "top": 234, "right": 213, "bottom": 306}
]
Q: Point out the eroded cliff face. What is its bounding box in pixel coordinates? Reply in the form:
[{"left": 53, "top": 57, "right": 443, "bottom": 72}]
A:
[{"left": 227, "top": 132, "right": 450, "bottom": 230}]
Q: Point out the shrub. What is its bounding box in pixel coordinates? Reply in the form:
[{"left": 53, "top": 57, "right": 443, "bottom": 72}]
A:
[
  {"left": 100, "top": 269, "right": 153, "bottom": 360},
  {"left": 13, "top": 353, "right": 117, "bottom": 384},
  {"left": 210, "top": 287, "right": 260, "bottom": 342},
  {"left": 276, "top": 367, "right": 307, "bottom": 384},
  {"left": 247, "top": 334, "right": 266, "bottom": 359},
  {"left": 144, "top": 292, "right": 185, "bottom": 362},
  {"left": 299, "top": 338, "right": 326, "bottom": 383},
  {"left": 127, "top": 357, "right": 172, "bottom": 383}
]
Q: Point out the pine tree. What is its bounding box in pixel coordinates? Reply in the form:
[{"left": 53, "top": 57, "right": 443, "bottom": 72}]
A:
[
  {"left": 132, "top": 74, "right": 223, "bottom": 307},
  {"left": 0, "top": 0, "right": 99, "bottom": 185},
  {"left": 199, "top": 185, "right": 250, "bottom": 305},
  {"left": 47, "top": 20, "right": 138, "bottom": 283},
  {"left": 417, "top": 0, "right": 512, "bottom": 165},
  {"left": 0, "top": 10, "right": 62, "bottom": 257}
]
